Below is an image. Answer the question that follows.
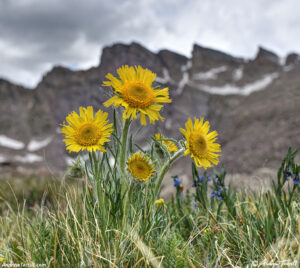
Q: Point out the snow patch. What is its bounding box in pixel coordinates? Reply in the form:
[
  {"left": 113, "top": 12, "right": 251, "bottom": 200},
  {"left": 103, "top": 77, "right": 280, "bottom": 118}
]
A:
[
  {"left": 181, "top": 60, "right": 192, "bottom": 72},
  {"left": 156, "top": 68, "right": 171, "bottom": 84},
  {"left": 15, "top": 153, "right": 43, "bottom": 163},
  {"left": 195, "top": 73, "right": 279, "bottom": 96},
  {"left": 65, "top": 154, "right": 90, "bottom": 166},
  {"left": 0, "top": 154, "right": 7, "bottom": 163},
  {"left": 232, "top": 67, "right": 243, "bottom": 81},
  {"left": 193, "top": 66, "right": 227, "bottom": 80},
  {"left": 175, "top": 72, "right": 189, "bottom": 95},
  {"left": 0, "top": 135, "right": 25, "bottom": 150},
  {"left": 174, "top": 60, "right": 193, "bottom": 95},
  {"left": 27, "top": 136, "right": 53, "bottom": 152},
  {"left": 283, "top": 65, "right": 294, "bottom": 72},
  {"left": 279, "top": 56, "right": 286, "bottom": 66}
]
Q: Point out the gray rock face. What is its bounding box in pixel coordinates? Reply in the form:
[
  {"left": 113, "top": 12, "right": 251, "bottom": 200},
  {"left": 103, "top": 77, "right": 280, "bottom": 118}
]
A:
[
  {"left": 285, "top": 53, "right": 299, "bottom": 65},
  {"left": 255, "top": 46, "right": 279, "bottom": 64},
  {"left": 100, "top": 42, "right": 165, "bottom": 77},
  {"left": 241, "top": 47, "right": 281, "bottom": 84},
  {"left": 0, "top": 42, "right": 299, "bottom": 175},
  {"left": 157, "top": 49, "right": 188, "bottom": 84},
  {"left": 207, "top": 68, "right": 300, "bottom": 172},
  {"left": 191, "top": 44, "right": 243, "bottom": 72}
]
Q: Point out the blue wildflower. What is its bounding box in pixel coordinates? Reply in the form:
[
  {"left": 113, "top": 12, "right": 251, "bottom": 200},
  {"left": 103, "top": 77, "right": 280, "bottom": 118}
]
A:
[
  {"left": 199, "top": 175, "right": 204, "bottom": 182},
  {"left": 174, "top": 178, "right": 182, "bottom": 187},
  {"left": 211, "top": 188, "right": 223, "bottom": 201},
  {"left": 284, "top": 169, "right": 292, "bottom": 180},
  {"left": 293, "top": 173, "right": 299, "bottom": 185},
  {"left": 94, "top": 197, "right": 98, "bottom": 202},
  {"left": 194, "top": 203, "right": 198, "bottom": 209}
]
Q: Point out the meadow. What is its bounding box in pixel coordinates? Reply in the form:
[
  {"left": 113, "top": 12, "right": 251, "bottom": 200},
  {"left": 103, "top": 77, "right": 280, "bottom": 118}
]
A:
[{"left": 0, "top": 65, "right": 299, "bottom": 267}]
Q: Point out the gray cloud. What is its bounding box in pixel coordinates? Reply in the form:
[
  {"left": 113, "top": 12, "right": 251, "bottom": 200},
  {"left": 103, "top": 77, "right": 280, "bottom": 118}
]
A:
[{"left": 0, "top": 0, "right": 299, "bottom": 87}]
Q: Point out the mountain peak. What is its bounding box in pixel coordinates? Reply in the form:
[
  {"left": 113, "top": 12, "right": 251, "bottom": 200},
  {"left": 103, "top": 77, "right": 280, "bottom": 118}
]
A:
[
  {"left": 99, "top": 42, "right": 163, "bottom": 74},
  {"left": 192, "top": 44, "right": 243, "bottom": 71},
  {"left": 254, "top": 46, "right": 279, "bottom": 64},
  {"left": 285, "top": 53, "right": 300, "bottom": 65}
]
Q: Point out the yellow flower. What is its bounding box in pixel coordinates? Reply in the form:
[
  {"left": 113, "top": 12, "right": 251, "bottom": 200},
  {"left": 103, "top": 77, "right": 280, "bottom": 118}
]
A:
[
  {"left": 203, "top": 228, "right": 210, "bottom": 233},
  {"left": 61, "top": 106, "right": 113, "bottom": 152},
  {"left": 155, "top": 133, "right": 178, "bottom": 153},
  {"left": 155, "top": 198, "right": 167, "bottom": 209},
  {"left": 0, "top": 257, "right": 6, "bottom": 262},
  {"left": 103, "top": 65, "right": 172, "bottom": 125},
  {"left": 127, "top": 152, "right": 155, "bottom": 181},
  {"left": 180, "top": 117, "right": 221, "bottom": 169}
]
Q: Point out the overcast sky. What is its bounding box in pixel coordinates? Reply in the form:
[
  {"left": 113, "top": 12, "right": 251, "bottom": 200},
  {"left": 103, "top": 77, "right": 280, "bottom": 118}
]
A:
[{"left": 0, "top": 0, "right": 299, "bottom": 88}]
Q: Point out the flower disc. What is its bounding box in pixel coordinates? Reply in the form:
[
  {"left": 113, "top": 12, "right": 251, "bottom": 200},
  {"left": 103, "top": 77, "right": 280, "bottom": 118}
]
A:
[
  {"left": 189, "top": 133, "right": 208, "bottom": 156},
  {"left": 123, "top": 81, "right": 154, "bottom": 108},
  {"left": 74, "top": 122, "right": 102, "bottom": 146},
  {"left": 127, "top": 153, "right": 155, "bottom": 181}
]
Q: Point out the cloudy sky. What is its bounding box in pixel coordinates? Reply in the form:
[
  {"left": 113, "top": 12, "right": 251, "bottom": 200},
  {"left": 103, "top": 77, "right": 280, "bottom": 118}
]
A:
[{"left": 0, "top": 0, "right": 299, "bottom": 88}]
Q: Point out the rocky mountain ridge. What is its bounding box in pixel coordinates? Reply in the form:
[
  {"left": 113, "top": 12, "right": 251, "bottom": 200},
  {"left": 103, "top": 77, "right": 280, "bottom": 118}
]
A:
[{"left": 0, "top": 42, "right": 299, "bottom": 174}]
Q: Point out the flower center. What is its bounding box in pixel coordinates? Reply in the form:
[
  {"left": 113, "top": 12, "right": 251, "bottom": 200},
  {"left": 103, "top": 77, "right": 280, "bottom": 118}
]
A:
[
  {"left": 122, "top": 81, "right": 154, "bottom": 108},
  {"left": 129, "top": 160, "right": 152, "bottom": 180},
  {"left": 190, "top": 132, "right": 208, "bottom": 156},
  {"left": 75, "top": 123, "right": 102, "bottom": 146}
]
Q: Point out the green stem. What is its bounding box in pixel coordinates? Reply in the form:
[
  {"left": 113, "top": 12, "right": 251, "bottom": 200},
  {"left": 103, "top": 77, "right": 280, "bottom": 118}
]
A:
[
  {"left": 122, "top": 181, "right": 134, "bottom": 226},
  {"left": 287, "top": 184, "right": 297, "bottom": 208},
  {"left": 91, "top": 151, "right": 98, "bottom": 175},
  {"left": 120, "top": 119, "right": 131, "bottom": 176},
  {"left": 153, "top": 148, "right": 184, "bottom": 199}
]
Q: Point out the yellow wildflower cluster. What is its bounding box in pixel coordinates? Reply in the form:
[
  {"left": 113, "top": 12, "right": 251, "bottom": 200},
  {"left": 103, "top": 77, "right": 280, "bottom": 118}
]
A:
[
  {"left": 155, "top": 198, "right": 167, "bottom": 209},
  {"left": 60, "top": 65, "right": 221, "bottom": 178}
]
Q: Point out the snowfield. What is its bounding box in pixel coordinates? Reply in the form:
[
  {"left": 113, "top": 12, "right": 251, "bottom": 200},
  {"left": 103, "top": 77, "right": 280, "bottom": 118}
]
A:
[
  {"left": 0, "top": 135, "right": 25, "bottom": 150},
  {"left": 15, "top": 153, "right": 43, "bottom": 163},
  {"left": 193, "top": 66, "right": 227, "bottom": 80},
  {"left": 192, "top": 72, "right": 279, "bottom": 96},
  {"left": 27, "top": 136, "right": 53, "bottom": 152}
]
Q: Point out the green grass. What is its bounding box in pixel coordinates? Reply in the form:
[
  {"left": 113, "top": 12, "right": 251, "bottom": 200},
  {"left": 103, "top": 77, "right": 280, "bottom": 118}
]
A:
[
  {"left": 0, "top": 173, "right": 82, "bottom": 214},
  {"left": 0, "top": 149, "right": 299, "bottom": 267}
]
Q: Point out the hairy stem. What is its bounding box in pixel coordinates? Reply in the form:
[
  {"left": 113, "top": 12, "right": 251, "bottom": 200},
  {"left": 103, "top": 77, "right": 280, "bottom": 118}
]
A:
[
  {"left": 120, "top": 119, "right": 131, "bottom": 176},
  {"left": 154, "top": 148, "right": 184, "bottom": 199}
]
